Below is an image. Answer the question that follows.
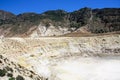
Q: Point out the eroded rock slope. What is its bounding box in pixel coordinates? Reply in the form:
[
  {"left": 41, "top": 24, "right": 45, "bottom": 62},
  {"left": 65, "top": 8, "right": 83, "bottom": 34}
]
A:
[{"left": 0, "top": 55, "right": 46, "bottom": 80}]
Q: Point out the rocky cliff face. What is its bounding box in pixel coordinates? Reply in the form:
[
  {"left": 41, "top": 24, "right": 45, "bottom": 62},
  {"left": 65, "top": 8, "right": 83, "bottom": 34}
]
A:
[{"left": 0, "top": 8, "right": 120, "bottom": 37}]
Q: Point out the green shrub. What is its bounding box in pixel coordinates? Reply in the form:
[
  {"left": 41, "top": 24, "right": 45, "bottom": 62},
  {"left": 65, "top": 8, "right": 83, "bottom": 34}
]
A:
[
  {"left": 16, "top": 75, "right": 24, "bottom": 80},
  {"left": 9, "top": 77, "right": 15, "bottom": 80},
  {"left": 7, "top": 73, "right": 13, "bottom": 77},
  {"left": 0, "top": 69, "right": 7, "bottom": 77}
]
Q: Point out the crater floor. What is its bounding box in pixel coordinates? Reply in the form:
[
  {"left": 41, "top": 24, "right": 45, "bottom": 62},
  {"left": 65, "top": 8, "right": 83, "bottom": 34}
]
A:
[
  {"left": 50, "top": 57, "right": 120, "bottom": 80},
  {"left": 0, "top": 35, "right": 120, "bottom": 80}
]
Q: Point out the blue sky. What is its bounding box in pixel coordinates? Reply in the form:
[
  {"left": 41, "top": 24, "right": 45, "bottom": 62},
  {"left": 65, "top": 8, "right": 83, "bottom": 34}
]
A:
[{"left": 0, "top": 0, "right": 120, "bottom": 14}]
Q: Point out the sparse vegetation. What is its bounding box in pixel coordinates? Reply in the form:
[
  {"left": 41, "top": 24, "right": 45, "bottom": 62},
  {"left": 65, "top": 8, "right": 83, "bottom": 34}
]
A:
[{"left": 5, "top": 66, "right": 13, "bottom": 72}]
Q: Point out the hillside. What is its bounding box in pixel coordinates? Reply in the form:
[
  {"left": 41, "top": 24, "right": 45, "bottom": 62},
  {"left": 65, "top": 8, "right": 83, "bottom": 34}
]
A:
[{"left": 0, "top": 7, "right": 120, "bottom": 37}]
